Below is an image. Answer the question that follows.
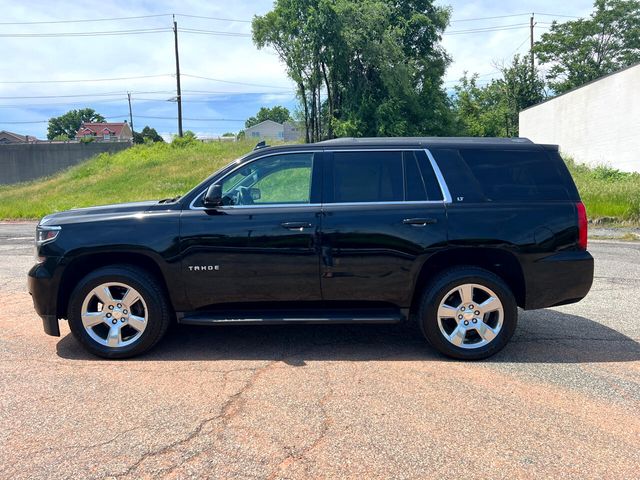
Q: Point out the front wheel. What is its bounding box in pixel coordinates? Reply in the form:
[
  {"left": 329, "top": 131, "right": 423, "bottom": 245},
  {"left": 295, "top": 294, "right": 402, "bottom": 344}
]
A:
[
  {"left": 68, "top": 265, "right": 171, "bottom": 359},
  {"left": 418, "top": 267, "right": 517, "bottom": 360}
]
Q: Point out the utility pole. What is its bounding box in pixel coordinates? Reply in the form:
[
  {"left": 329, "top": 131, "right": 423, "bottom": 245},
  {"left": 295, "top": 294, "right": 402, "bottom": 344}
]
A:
[
  {"left": 530, "top": 13, "right": 535, "bottom": 76},
  {"left": 173, "top": 15, "right": 183, "bottom": 137},
  {"left": 127, "top": 92, "right": 134, "bottom": 133}
]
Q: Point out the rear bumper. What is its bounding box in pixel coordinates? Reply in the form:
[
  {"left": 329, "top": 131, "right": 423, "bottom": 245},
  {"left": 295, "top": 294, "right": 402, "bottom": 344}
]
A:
[
  {"left": 28, "top": 261, "right": 61, "bottom": 337},
  {"left": 522, "top": 250, "right": 594, "bottom": 310}
]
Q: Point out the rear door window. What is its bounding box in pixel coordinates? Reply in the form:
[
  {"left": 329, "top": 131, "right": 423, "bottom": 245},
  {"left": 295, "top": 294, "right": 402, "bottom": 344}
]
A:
[
  {"left": 404, "top": 151, "right": 443, "bottom": 201},
  {"left": 325, "top": 150, "right": 444, "bottom": 203},
  {"left": 327, "top": 151, "right": 404, "bottom": 203}
]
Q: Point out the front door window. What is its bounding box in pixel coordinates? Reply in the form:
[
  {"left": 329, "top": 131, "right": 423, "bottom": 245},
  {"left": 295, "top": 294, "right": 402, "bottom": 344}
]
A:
[{"left": 220, "top": 153, "right": 314, "bottom": 206}]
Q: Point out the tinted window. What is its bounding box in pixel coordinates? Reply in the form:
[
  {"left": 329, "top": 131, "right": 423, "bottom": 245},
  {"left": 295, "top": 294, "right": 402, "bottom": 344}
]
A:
[
  {"left": 431, "top": 148, "right": 578, "bottom": 202},
  {"left": 219, "top": 153, "right": 314, "bottom": 205},
  {"left": 404, "top": 151, "right": 443, "bottom": 201},
  {"left": 330, "top": 151, "right": 404, "bottom": 203},
  {"left": 404, "top": 152, "right": 427, "bottom": 201}
]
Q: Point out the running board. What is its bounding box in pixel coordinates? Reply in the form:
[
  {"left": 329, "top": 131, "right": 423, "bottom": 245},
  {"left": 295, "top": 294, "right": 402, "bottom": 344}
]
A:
[{"left": 178, "top": 308, "right": 405, "bottom": 326}]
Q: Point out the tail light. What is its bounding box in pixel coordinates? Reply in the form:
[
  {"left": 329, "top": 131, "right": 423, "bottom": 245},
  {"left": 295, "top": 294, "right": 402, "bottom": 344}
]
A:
[{"left": 576, "top": 202, "right": 587, "bottom": 250}]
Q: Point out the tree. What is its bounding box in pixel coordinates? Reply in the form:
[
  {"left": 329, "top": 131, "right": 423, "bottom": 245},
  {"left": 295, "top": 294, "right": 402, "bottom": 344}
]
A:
[
  {"left": 453, "top": 55, "right": 546, "bottom": 137},
  {"left": 47, "top": 108, "right": 105, "bottom": 140},
  {"left": 535, "top": 0, "right": 640, "bottom": 94},
  {"left": 245, "top": 106, "right": 292, "bottom": 128},
  {"left": 133, "top": 126, "right": 164, "bottom": 144},
  {"left": 253, "top": 0, "right": 455, "bottom": 142},
  {"left": 453, "top": 74, "right": 508, "bottom": 137}
]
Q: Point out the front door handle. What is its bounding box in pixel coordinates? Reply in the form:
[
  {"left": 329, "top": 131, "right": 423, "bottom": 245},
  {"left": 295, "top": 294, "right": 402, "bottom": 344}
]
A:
[
  {"left": 281, "top": 221, "right": 313, "bottom": 231},
  {"left": 403, "top": 218, "right": 437, "bottom": 227}
]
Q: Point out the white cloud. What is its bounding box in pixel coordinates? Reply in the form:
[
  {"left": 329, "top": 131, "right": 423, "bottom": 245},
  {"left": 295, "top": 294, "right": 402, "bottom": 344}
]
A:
[{"left": 0, "top": 0, "right": 594, "bottom": 138}]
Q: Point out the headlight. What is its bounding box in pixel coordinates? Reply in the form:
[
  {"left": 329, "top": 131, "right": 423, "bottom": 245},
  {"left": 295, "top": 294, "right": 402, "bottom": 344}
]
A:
[{"left": 36, "top": 225, "right": 61, "bottom": 246}]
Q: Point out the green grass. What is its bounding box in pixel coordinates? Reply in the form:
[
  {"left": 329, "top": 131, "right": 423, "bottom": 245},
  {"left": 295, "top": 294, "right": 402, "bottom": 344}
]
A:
[
  {"left": 565, "top": 158, "right": 640, "bottom": 223},
  {"left": 0, "top": 141, "right": 257, "bottom": 219},
  {"left": 0, "top": 141, "right": 638, "bottom": 223}
]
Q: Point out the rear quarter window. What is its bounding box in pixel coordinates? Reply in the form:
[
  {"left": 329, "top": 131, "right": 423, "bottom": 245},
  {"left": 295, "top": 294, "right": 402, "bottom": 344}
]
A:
[{"left": 431, "top": 148, "right": 579, "bottom": 203}]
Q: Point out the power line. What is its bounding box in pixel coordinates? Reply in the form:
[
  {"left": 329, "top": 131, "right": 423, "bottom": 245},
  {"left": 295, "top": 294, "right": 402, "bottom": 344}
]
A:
[
  {"left": 0, "top": 98, "right": 129, "bottom": 108},
  {"left": 0, "top": 14, "right": 171, "bottom": 25},
  {"left": 178, "top": 28, "right": 251, "bottom": 37},
  {"left": 181, "top": 73, "right": 291, "bottom": 90},
  {"left": 536, "top": 12, "right": 581, "bottom": 19},
  {"left": 181, "top": 89, "right": 295, "bottom": 96},
  {"left": 444, "top": 23, "right": 530, "bottom": 35},
  {"left": 0, "top": 14, "right": 571, "bottom": 40},
  {"left": 449, "top": 13, "right": 531, "bottom": 23},
  {"left": 0, "top": 114, "right": 130, "bottom": 124},
  {"left": 0, "top": 90, "right": 294, "bottom": 105},
  {"left": 0, "top": 74, "right": 173, "bottom": 84},
  {"left": 510, "top": 34, "right": 532, "bottom": 57},
  {"left": 175, "top": 13, "right": 251, "bottom": 24},
  {"left": 0, "top": 11, "right": 581, "bottom": 27},
  {"left": 0, "top": 28, "right": 170, "bottom": 38},
  {"left": 135, "top": 115, "right": 245, "bottom": 122},
  {"left": 0, "top": 12, "right": 252, "bottom": 26},
  {"left": 0, "top": 91, "right": 174, "bottom": 100}
]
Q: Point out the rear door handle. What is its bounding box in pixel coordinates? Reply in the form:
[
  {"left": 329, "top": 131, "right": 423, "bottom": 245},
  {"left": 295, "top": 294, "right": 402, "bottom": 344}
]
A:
[
  {"left": 403, "top": 218, "right": 437, "bottom": 227},
  {"left": 281, "top": 222, "right": 313, "bottom": 231}
]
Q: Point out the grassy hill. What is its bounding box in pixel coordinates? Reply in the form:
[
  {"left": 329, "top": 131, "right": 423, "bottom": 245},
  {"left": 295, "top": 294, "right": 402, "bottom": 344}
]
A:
[
  {"left": 0, "top": 140, "right": 255, "bottom": 219},
  {"left": 0, "top": 140, "right": 638, "bottom": 222}
]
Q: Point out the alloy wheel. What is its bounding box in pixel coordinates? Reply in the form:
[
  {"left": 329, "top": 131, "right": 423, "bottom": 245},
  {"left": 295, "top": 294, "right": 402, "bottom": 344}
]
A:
[
  {"left": 437, "top": 283, "right": 504, "bottom": 349},
  {"left": 80, "top": 282, "right": 148, "bottom": 348}
]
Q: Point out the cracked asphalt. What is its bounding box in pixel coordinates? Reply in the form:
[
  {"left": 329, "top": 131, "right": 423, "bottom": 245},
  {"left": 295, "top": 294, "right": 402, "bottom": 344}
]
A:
[{"left": 1, "top": 222, "right": 639, "bottom": 479}]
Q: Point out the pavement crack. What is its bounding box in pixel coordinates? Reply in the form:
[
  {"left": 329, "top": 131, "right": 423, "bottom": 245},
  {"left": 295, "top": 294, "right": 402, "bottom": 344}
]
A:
[
  {"left": 267, "top": 366, "right": 334, "bottom": 479},
  {"left": 110, "top": 360, "right": 275, "bottom": 479},
  {"left": 28, "top": 426, "right": 144, "bottom": 456}
]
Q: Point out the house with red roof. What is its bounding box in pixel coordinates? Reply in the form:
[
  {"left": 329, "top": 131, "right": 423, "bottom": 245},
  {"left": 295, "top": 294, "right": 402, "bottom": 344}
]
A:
[{"left": 75, "top": 122, "right": 133, "bottom": 142}]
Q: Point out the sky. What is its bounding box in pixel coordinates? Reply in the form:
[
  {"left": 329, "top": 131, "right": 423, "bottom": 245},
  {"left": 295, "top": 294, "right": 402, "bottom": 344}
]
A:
[{"left": 0, "top": 0, "right": 594, "bottom": 140}]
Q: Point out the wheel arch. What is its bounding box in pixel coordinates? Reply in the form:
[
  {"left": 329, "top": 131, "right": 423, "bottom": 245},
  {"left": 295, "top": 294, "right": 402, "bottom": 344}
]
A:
[
  {"left": 410, "top": 247, "right": 526, "bottom": 315},
  {"left": 57, "top": 251, "right": 171, "bottom": 319}
]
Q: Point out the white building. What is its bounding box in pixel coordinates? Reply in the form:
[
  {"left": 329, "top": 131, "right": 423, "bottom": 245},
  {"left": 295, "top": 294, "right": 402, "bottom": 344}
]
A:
[
  {"left": 519, "top": 62, "right": 640, "bottom": 172},
  {"left": 244, "top": 120, "right": 303, "bottom": 142}
]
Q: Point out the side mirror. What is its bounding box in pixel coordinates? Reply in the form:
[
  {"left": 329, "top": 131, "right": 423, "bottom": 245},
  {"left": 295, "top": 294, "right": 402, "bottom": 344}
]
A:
[{"left": 203, "top": 184, "right": 223, "bottom": 208}]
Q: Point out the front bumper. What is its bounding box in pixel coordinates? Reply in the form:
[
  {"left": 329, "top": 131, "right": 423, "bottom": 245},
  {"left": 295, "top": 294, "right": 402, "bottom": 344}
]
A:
[
  {"left": 28, "top": 261, "right": 61, "bottom": 337},
  {"left": 522, "top": 249, "right": 594, "bottom": 310}
]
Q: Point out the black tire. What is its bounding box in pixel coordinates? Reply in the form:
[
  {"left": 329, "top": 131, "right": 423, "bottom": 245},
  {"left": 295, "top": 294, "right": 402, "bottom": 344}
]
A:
[
  {"left": 418, "top": 267, "right": 517, "bottom": 360},
  {"left": 68, "top": 265, "right": 172, "bottom": 359}
]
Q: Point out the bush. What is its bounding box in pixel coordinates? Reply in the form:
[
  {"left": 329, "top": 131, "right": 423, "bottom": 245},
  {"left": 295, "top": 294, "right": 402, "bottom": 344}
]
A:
[
  {"left": 171, "top": 130, "right": 198, "bottom": 148},
  {"left": 564, "top": 156, "right": 640, "bottom": 222}
]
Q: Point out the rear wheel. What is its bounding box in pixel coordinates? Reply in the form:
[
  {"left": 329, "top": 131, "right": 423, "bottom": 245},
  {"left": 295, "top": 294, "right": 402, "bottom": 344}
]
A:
[
  {"left": 68, "top": 265, "right": 171, "bottom": 359},
  {"left": 418, "top": 267, "right": 517, "bottom": 360}
]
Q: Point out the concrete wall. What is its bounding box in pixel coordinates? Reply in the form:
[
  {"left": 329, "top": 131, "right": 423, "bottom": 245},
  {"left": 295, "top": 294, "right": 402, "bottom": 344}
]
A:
[
  {"left": 519, "top": 63, "right": 640, "bottom": 172},
  {"left": 0, "top": 142, "right": 131, "bottom": 185}
]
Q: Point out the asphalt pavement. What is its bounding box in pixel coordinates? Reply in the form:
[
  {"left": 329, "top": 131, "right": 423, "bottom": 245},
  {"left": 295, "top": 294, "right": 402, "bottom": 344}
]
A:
[{"left": 1, "top": 222, "right": 638, "bottom": 479}]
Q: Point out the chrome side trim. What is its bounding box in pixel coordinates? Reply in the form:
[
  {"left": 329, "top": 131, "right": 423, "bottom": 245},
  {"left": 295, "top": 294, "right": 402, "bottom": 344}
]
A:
[
  {"left": 324, "top": 148, "right": 423, "bottom": 152},
  {"left": 424, "top": 148, "right": 453, "bottom": 204},
  {"left": 189, "top": 203, "right": 322, "bottom": 211},
  {"left": 323, "top": 200, "right": 445, "bottom": 207}
]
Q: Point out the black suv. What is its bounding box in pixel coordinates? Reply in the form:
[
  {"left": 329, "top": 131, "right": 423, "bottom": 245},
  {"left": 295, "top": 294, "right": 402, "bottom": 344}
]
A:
[{"left": 28, "top": 137, "right": 594, "bottom": 360}]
